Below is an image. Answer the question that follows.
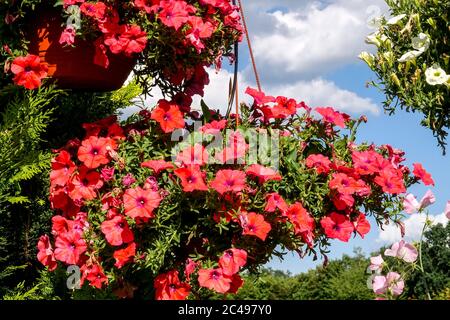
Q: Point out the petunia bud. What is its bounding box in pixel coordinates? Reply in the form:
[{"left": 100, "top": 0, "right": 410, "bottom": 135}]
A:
[{"left": 390, "top": 73, "right": 401, "bottom": 87}]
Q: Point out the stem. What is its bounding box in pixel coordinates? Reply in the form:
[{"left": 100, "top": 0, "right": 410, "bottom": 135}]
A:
[{"left": 418, "top": 212, "right": 432, "bottom": 300}]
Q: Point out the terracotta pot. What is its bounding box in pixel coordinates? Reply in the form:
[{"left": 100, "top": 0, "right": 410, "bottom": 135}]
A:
[{"left": 26, "top": 9, "right": 136, "bottom": 91}]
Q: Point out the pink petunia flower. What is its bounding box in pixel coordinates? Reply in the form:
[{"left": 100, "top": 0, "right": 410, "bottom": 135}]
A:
[
  {"left": 384, "top": 240, "right": 418, "bottom": 263},
  {"left": 445, "top": 201, "right": 450, "bottom": 220},
  {"left": 403, "top": 190, "right": 436, "bottom": 214},
  {"left": 369, "top": 255, "right": 384, "bottom": 272}
]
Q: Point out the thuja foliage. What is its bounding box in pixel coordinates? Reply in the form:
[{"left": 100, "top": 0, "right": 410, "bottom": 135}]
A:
[{"left": 0, "top": 81, "right": 142, "bottom": 297}]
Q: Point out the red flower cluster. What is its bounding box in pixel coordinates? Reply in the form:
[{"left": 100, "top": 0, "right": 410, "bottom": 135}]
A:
[
  {"left": 60, "top": 1, "right": 148, "bottom": 68},
  {"left": 37, "top": 89, "right": 430, "bottom": 299}
]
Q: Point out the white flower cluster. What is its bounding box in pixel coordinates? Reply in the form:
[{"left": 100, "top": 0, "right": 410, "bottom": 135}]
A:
[
  {"left": 398, "top": 33, "right": 430, "bottom": 62},
  {"left": 361, "top": 13, "right": 450, "bottom": 88}
]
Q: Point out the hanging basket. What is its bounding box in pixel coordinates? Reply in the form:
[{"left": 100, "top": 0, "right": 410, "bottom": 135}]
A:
[{"left": 26, "top": 9, "right": 136, "bottom": 92}]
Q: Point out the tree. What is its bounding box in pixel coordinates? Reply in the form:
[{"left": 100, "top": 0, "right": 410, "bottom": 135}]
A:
[
  {"left": 406, "top": 223, "right": 450, "bottom": 299},
  {"left": 231, "top": 249, "right": 374, "bottom": 300}
]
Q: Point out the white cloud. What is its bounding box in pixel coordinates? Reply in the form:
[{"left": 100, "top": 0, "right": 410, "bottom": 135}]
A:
[
  {"left": 269, "top": 78, "right": 379, "bottom": 114},
  {"left": 377, "top": 213, "right": 448, "bottom": 244},
  {"left": 120, "top": 68, "right": 380, "bottom": 119},
  {"left": 248, "top": 0, "right": 387, "bottom": 81}
]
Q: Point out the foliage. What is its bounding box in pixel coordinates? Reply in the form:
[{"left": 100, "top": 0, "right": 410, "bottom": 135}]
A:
[
  {"left": 361, "top": 0, "right": 450, "bottom": 152},
  {"left": 231, "top": 250, "right": 374, "bottom": 300},
  {"left": 2, "top": 270, "right": 59, "bottom": 300}
]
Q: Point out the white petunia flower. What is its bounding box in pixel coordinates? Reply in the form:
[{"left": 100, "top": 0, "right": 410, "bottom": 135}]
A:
[
  {"left": 412, "top": 33, "right": 430, "bottom": 52},
  {"left": 398, "top": 50, "right": 423, "bottom": 62},
  {"left": 425, "top": 65, "right": 449, "bottom": 85},
  {"left": 387, "top": 14, "right": 406, "bottom": 25}
]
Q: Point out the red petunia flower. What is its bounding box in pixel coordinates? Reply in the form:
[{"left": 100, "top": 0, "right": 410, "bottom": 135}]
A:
[
  {"left": 80, "top": 2, "right": 107, "bottom": 21},
  {"left": 285, "top": 202, "right": 315, "bottom": 246},
  {"left": 51, "top": 215, "right": 73, "bottom": 237},
  {"left": 210, "top": 169, "right": 246, "bottom": 195},
  {"left": 187, "top": 16, "right": 215, "bottom": 38},
  {"left": 197, "top": 268, "right": 231, "bottom": 294},
  {"left": 226, "top": 274, "right": 245, "bottom": 294},
  {"left": 103, "top": 23, "right": 127, "bottom": 55},
  {"left": 81, "top": 264, "right": 108, "bottom": 289},
  {"left": 151, "top": 100, "right": 185, "bottom": 133},
  {"left": 69, "top": 166, "right": 104, "bottom": 201},
  {"left": 185, "top": 16, "right": 216, "bottom": 52},
  {"left": 332, "top": 193, "right": 354, "bottom": 211},
  {"left": 54, "top": 232, "right": 87, "bottom": 265},
  {"left": 141, "top": 159, "right": 174, "bottom": 175},
  {"left": 316, "top": 107, "right": 349, "bottom": 128},
  {"left": 412, "top": 163, "right": 435, "bottom": 186},
  {"left": 134, "top": 0, "right": 160, "bottom": 13},
  {"left": 113, "top": 242, "right": 136, "bottom": 268},
  {"left": 306, "top": 154, "right": 331, "bottom": 174},
  {"left": 154, "top": 270, "right": 191, "bottom": 300},
  {"left": 245, "top": 87, "right": 276, "bottom": 105},
  {"left": 158, "top": 0, "right": 196, "bottom": 30},
  {"left": 353, "top": 213, "right": 371, "bottom": 238},
  {"left": 320, "top": 212, "right": 354, "bottom": 242},
  {"left": 176, "top": 144, "right": 209, "bottom": 166},
  {"left": 199, "top": 120, "right": 227, "bottom": 135},
  {"left": 123, "top": 186, "right": 162, "bottom": 219},
  {"left": 265, "top": 192, "right": 288, "bottom": 213},
  {"left": 329, "top": 173, "right": 370, "bottom": 195},
  {"left": 63, "top": 0, "right": 85, "bottom": 7},
  {"left": 239, "top": 212, "right": 272, "bottom": 241},
  {"left": 374, "top": 169, "right": 406, "bottom": 194},
  {"left": 37, "top": 235, "right": 57, "bottom": 271},
  {"left": 219, "top": 248, "right": 247, "bottom": 276},
  {"left": 174, "top": 166, "right": 208, "bottom": 192},
  {"left": 49, "top": 187, "right": 81, "bottom": 217},
  {"left": 119, "top": 25, "right": 148, "bottom": 56},
  {"left": 245, "top": 164, "right": 282, "bottom": 184},
  {"left": 11, "top": 54, "right": 48, "bottom": 90},
  {"left": 50, "top": 151, "right": 76, "bottom": 187},
  {"left": 352, "top": 150, "right": 386, "bottom": 175},
  {"left": 261, "top": 96, "right": 298, "bottom": 119},
  {"left": 78, "top": 136, "right": 115, "bottom": 169},
  {"left": 101, "top": 215, "right": 134, "bottom": 246}
]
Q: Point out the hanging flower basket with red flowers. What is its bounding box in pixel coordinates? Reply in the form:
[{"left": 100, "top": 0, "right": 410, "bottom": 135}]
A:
[
  {"left": 1, "top": 0, "right": 242, "bottom": 93},
  {"left": 37, "top": 88, "right": 434, "bottom": 299}
]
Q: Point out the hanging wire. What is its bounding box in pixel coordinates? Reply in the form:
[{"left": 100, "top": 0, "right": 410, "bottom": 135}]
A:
[
  {"left": 237, "top": 0, "right": 262, "bottom": 92},
  {"left": 226, "top": 0, "right": 239, "bottom": 118}
]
